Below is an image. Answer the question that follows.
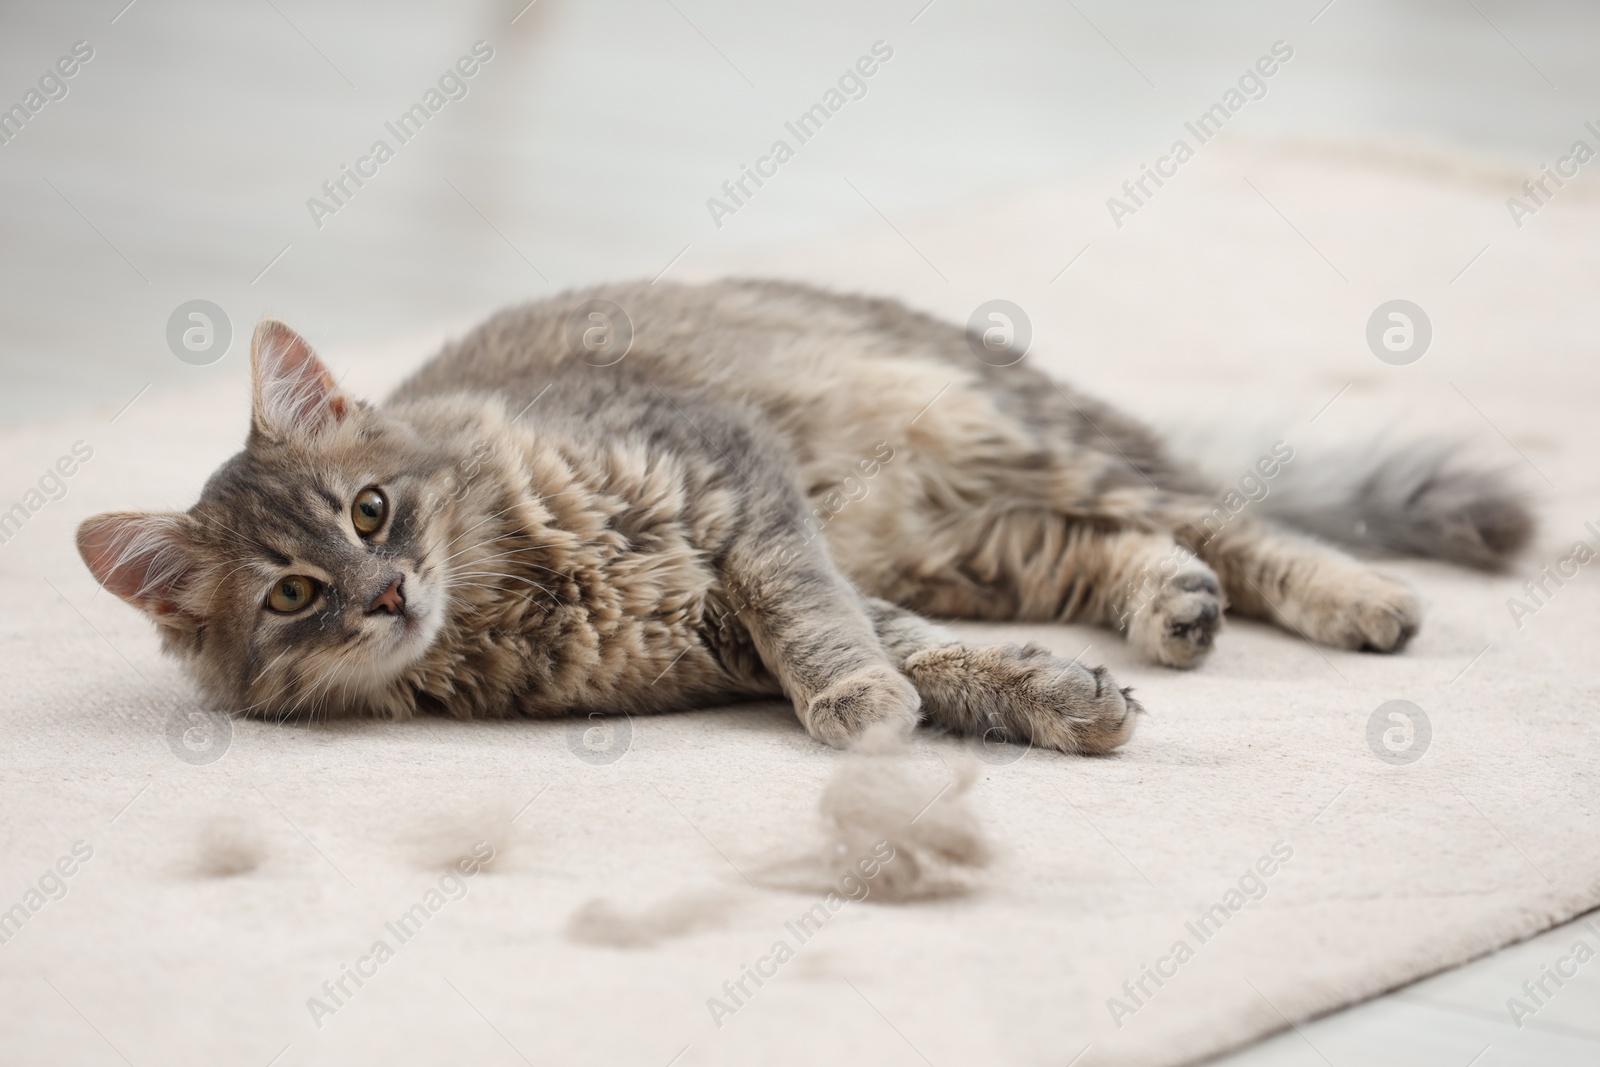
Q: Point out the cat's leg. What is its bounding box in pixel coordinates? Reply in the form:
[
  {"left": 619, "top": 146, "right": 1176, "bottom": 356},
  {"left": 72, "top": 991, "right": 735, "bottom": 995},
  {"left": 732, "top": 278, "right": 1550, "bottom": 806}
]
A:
[
  {"left": 1179, "top": 517, "right": 1421, "bottom": 652},
  {"left": 722, "top": 538, "right": 921, "bottom": 749},
  {"left": 866, "top": 599, "right": 1138, "bottom": 754},
  {"left": 895, "top": 516, "right": 1227, "bottom": 669}
]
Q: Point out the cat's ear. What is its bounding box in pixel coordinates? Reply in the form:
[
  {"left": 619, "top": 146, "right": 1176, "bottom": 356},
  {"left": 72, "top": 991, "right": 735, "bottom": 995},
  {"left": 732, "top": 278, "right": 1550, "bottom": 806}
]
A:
[
  {"left": 250, "top": 319, "right": 352, "bottom": 441},
  {"left": 77, "top": 512, "right": 198, "bottom": 620}
]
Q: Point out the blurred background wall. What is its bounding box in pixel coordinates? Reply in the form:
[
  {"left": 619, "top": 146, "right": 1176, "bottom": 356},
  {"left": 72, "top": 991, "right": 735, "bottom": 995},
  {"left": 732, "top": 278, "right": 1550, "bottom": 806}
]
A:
[{"left": 1, "top": 0, "right": 1594, "bottom": 427}]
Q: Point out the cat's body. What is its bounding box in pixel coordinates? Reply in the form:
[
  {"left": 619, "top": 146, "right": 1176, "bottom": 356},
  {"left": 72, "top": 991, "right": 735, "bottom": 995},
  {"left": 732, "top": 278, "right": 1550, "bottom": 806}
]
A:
[{"left": 78, "top": 280, "right": 1532, "bottom": 754}]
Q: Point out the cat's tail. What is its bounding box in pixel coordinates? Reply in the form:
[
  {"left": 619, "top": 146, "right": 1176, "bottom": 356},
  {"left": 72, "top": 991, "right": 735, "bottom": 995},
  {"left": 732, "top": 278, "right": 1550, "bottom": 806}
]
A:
[{"left": 1252, "top": 439, "right": 1534, "bottom": 571}]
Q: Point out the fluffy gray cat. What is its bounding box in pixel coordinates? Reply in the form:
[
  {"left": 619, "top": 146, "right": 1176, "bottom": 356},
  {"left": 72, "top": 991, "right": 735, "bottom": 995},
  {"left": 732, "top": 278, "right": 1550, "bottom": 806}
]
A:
[{"left": 77, "top": 280, "right": 1531, "bottom": 754}]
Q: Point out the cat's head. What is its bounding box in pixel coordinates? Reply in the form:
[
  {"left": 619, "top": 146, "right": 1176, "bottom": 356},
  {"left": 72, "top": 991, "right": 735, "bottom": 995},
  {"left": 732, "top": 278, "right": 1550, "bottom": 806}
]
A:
[{"left": 78, "top": 321, "right": 470, "bottom": 721}]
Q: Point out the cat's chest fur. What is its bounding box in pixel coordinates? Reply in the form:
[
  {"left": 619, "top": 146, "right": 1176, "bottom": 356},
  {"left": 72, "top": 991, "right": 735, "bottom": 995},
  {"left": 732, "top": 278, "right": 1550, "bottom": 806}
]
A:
[{"left": 390, "top": 391, "right": 780, "bottom": 721}]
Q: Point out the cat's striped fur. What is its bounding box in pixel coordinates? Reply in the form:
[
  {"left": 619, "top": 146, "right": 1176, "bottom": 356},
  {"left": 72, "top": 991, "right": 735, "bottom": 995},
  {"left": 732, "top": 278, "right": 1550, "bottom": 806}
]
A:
[{"left": 77, "top": 280, "right": 1532, "bottom": 754}]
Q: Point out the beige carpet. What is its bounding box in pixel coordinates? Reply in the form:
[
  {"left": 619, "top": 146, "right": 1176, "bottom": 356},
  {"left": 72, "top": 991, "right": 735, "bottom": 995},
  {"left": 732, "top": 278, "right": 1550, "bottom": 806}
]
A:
[{"left": 2, "top": 141, "right": 1598, "bottom": 1067}]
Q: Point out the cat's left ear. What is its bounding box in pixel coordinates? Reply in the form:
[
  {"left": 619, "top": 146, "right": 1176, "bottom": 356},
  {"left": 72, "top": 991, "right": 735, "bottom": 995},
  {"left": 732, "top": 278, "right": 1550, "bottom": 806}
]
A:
[{"left": 250, "top": 319, "right": 352, "bottom": 442}]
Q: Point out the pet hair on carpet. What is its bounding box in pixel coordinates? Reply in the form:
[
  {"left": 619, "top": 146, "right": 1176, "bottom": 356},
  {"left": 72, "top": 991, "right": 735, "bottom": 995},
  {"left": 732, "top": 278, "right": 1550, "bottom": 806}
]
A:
[
  {"left": 563, "top": 729, "right": 996, "bottom": 948},
  {"left": 564, "top": 889, "right": 744, "bottom": 948},
  {"left": 194, "top": 817, "right": 265, "bottom": 878},
  {"left": 757, "top": 728, "right": 993, "bottom": 902}
]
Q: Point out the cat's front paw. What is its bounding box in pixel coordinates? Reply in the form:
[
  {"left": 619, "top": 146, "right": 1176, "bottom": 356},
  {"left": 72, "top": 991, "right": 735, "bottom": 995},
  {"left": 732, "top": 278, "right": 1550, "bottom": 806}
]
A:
[
  {"left": 1125, "top": 560, "right": 1226, "bottom": 669},
  {"left": 1043, "top": 663, "right": 1142, "bottom": 755},
  {"left": 800, "top": 666, "right": 921, "bottom": 749},
  {"left": 905, "top": 644, "right": 1140, "bottom": 756}
]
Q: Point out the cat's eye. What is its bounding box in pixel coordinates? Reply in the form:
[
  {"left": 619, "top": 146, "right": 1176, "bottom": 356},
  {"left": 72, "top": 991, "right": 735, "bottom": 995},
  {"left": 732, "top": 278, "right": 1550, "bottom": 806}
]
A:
[
  {"left": 352, "top": 488, "right": 387, "bottom": 536},
  {"left": 266, "top": 575, "right": 318, "bottom": 614}
]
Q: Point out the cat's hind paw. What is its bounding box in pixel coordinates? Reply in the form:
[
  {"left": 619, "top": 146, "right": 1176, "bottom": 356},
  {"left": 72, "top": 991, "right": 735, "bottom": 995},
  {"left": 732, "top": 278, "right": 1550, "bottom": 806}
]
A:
[{"left": 1298, "top": 570, "right": 1422, "bottom": 653}]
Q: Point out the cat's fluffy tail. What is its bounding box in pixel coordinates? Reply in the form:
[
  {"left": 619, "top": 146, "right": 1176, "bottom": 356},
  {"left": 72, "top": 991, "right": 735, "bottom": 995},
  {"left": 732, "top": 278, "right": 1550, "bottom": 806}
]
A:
[{"left": 1253, "top": 439, "right": 1534, "bottom": 571}]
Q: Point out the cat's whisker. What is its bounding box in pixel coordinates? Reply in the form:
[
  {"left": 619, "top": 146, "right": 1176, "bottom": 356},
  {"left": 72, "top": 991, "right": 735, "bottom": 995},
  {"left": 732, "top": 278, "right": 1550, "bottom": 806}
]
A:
[
  {"left": 444, "top": 546, "right": 578, "bottom": 583},
  {"left": 446, "top": 573, "right": 563, "bottom": 607},
  {"left": 448, "top": 569, "right": 558, "bottom": 590},
  {"left": 288, "top": 654, "right": 354, "bottom": 726},
  {"left": 247, "top": 647, "right": 295, "bottom": 689},
  {"left": 436, "top": 542, "right": 525, "bottom": 569},
  {"left": 280, "top": 665, "right": 328, "bottom": 726},
  {"left": 303, "top": 654, "right": 359, "bottom": 722},
  {"left": 435, "top": 533, "right": 607, "bottom": 569},
  {"left": 435, "top": 504, "right": 525, "bottom": 553}
]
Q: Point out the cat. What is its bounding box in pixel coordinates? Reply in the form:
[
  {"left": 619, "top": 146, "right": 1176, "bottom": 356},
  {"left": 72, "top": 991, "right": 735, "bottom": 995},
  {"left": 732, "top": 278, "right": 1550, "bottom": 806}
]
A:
[{"left": 77, "top": 280, "right": 1532, "bottom": 755}]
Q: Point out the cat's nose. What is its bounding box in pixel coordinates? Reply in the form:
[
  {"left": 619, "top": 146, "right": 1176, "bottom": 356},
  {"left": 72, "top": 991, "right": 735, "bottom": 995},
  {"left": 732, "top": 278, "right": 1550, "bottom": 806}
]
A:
[{"left": 367, "top": 577, "right": 406, "bottom": 616}]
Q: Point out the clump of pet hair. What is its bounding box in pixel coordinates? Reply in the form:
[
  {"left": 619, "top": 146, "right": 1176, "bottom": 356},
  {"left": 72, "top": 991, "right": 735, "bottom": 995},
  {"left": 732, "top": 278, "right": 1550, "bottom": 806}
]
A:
[
  {"left": 760, "top": 723, "right": 991, "bottom": 901},
  {"left": 413, "top": 798, "right": 518, "bottom": 873},
  {"left": 564, "top": 889, "right": 742, "bottom": 948},
  {"left": 562, "top": 729, "right": 992, "bottom": 949},
  {"left": 194, "top": 816, "right": 265, "bottom": 878}
]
